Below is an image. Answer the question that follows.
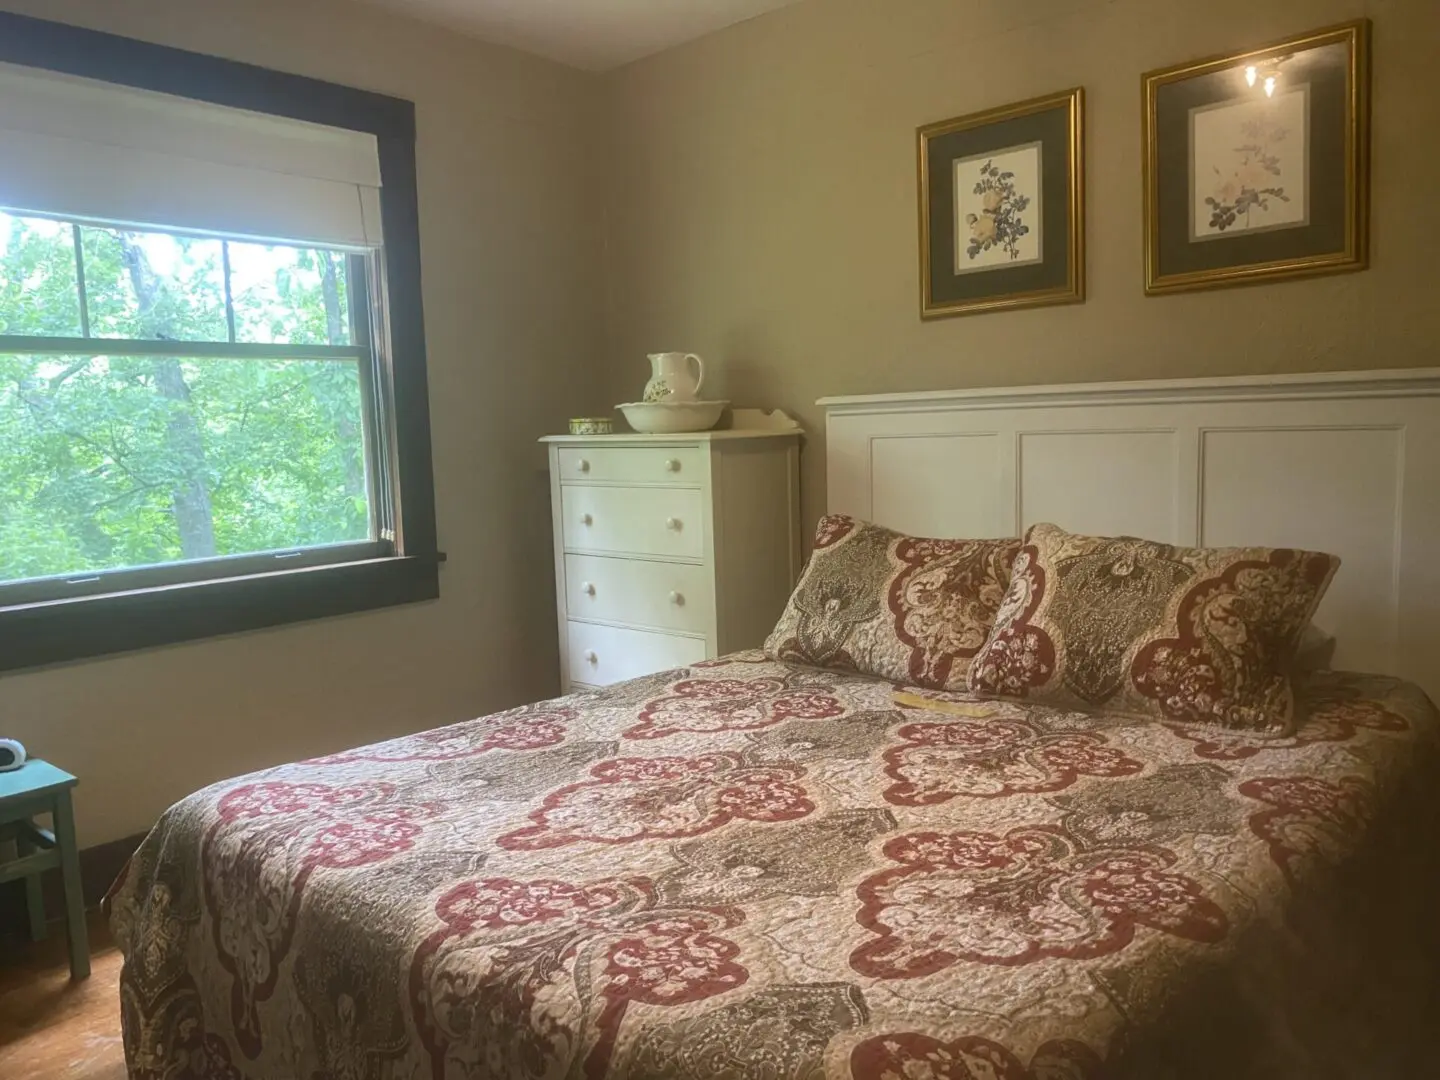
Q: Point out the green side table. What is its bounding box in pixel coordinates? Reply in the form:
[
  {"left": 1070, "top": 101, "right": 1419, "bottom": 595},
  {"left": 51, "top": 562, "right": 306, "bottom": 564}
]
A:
[{"left": 0, "top": 760, "right": 89, "bottom": 979}]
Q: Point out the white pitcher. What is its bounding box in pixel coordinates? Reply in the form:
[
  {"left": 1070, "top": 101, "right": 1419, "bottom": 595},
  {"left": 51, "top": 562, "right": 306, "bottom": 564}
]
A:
[{"left": 643, "top": 352, "right": 706, "bottom": 403}]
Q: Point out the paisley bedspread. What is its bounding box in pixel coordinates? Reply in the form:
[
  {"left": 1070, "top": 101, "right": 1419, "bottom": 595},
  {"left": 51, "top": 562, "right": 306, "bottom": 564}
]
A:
[{"left": 108, "top": 652, "right": 1440, "bottom": 1079}]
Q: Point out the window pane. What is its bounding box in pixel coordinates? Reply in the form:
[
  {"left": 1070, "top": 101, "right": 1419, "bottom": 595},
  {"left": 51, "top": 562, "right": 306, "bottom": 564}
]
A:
[
  {"left": 229, "top": 241, "right": 352, "bottom": 346},
  {"left": 0, "top": 211, "right": 83, "bottom": 337},
  {"left": 0, "top": 354, "right": 371, "bottom": 585},
  {"left": 81, "top": 226, "right": 229, "bottom": 342}
]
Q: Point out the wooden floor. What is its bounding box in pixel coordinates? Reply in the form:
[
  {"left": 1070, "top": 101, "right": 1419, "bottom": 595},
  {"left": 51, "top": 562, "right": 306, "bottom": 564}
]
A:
[{"left": 0, "top": 913, "right": 126, "bottom": 1080}]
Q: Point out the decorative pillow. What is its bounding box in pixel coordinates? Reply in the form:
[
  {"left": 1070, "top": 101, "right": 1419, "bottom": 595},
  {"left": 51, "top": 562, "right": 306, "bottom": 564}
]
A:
[
  {"left": 764, "top": 516, "right": 1021, "bottom": 690},
  {"left": 967, "top": 522, "right": 1340, "bottom": 735}
]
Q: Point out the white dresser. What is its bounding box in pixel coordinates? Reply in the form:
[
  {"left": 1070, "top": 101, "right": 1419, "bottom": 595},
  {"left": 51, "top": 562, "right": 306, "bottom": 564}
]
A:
[{"left": 542, "top": 421, "right": 802, "bottom": 692}]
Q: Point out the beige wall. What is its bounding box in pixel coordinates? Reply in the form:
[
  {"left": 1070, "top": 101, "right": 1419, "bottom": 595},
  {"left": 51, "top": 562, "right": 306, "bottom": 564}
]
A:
[
  {"left": 0, "top": 0, "right": 605, "bottom": 846},
  {"left": 600, "top": 0, "right": 1440, "bottom": 534},
  {"left": 5, "top": 0, "right": 1438, "bottom": 851}
]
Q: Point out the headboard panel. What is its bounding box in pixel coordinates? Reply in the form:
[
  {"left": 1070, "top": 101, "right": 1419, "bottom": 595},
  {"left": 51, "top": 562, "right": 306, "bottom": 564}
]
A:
[{"left": 821, "top": 370, "right": 1440, "bottom": 701}]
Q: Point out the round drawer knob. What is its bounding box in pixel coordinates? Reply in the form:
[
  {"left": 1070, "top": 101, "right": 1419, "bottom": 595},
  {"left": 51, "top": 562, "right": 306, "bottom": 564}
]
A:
[
  {"left": 665, "top": 517, "right": 681, "bottom": 531},
  {"left": 583, "top": 650, "right": 598, "bottom": 665},
  {"left": 582, "top": 582, "right": 596, "bottom": 596},
  {"left": 581, "top": 513, "right": 593, "bottom": 526},
  {"left": 665, "top": 458, "right": 681, "bottom": 473},
  {"left": 578, "top": 459, "right": 591, "bottom": 473},
  {"left": 669, "top": 591, "right": 684, "bottom": 606}
]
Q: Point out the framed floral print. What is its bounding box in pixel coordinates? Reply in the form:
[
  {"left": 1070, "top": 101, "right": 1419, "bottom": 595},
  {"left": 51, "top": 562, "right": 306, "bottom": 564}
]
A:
[
  {"left": 1142, "top": 20, "right": 1370, "bottom": 295},
  {"left": 918, "top": 88, "right": 1084, "bottom": 319}
]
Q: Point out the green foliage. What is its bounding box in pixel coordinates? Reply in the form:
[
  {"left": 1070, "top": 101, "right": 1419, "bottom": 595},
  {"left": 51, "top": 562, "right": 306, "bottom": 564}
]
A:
[
  {"left": 0, "top": 216, "right": 82, "bottom": 337},
  {"left": 0, "top": 214, "right": 371, "bottom": 584}
]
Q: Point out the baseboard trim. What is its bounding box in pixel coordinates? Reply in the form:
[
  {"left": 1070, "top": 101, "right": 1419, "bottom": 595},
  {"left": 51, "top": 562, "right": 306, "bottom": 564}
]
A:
[{"left": 0, "top": 829, "right": 148, "bottom": 936}]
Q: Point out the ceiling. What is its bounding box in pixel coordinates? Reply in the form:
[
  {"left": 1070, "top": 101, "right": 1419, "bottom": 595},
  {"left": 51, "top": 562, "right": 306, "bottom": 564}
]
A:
[{"left": 352, "top": 0, "right": 805, "bottom": 71}]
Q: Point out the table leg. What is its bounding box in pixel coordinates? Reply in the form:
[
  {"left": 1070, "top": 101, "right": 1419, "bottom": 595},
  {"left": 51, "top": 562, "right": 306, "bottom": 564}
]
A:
[
  {"left": 15, "top": 824, "right": 47, "bottom": 942},
  {"left": 51, "top": 791, "right": 90, "bottom": 980}
]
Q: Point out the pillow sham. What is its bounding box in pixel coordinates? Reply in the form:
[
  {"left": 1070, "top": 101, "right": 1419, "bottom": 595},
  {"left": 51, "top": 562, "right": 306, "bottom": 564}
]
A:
[
  {"left": 764, "top": 515, "right": 1021, "bottom": 691},
  {"left": 967, "top": 522, "right": 1340, "bottom": 735}
]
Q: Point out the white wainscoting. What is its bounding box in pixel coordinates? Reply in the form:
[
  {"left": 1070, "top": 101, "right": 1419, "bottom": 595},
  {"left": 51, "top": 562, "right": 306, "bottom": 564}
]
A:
[{"left": 822, "top": 370, "right": 1440, "bottom": 701}]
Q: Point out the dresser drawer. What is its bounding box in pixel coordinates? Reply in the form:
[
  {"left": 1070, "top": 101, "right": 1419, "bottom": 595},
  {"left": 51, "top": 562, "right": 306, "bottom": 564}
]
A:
[
  {"left": 561, "top": 486, "right": 704, "bottom": 559},
  {"left": 557, "top": 446, "right": 702, "bottom": 486},
  {"left": 564, "top": 554, "right": 712, "bottom": 635},
  {"left": 566, "top": 622, "right": 707, "bottom": 687}
]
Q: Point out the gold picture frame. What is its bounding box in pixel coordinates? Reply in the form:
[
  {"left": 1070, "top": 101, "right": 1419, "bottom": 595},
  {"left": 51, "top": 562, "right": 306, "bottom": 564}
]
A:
[
  {"left": 918, "top": 87, "right": 1084, "bottom": 319},
  {"left": 1142, "top": 20, "right": 1370, "bottom": 295}
]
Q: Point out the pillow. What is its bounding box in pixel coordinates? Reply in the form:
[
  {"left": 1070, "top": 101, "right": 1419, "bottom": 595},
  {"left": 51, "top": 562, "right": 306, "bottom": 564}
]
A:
[
  {"left": 1295, "top": 623, "right": 1338, "bottom": 673},
  {"left": 967, "top": 522, "right": 1340, "bottom": 735},
  {"left": 764, "top": 515, "right": 1021, "bottom": 690}
]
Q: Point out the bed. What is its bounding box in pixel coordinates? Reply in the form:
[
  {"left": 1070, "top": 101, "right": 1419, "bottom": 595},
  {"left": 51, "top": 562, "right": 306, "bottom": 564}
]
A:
[{"left": 110, "top": 370, "right": 1440, "bottom": 1079}]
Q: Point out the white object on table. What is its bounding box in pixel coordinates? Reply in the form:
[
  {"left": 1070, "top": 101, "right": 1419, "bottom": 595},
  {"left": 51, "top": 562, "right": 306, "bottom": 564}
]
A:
[
  {"left": 643, "top": 352, "right": 705, "bottom": 403},
  {"left": 617, "top": 399, "right": 728, "bottom": 434}
]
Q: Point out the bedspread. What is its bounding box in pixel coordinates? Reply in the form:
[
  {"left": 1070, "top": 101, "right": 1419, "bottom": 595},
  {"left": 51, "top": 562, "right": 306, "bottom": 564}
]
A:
[{"left": 108, "top": 653, "right": 1440, "bottom": 1079}]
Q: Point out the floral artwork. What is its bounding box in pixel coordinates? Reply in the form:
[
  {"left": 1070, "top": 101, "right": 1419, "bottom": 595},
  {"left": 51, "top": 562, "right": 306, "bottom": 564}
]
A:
[
  {"left": 966, "top": 163, "right": 1029, "bottom": 259},
  {"left": 1145, "top": 22, "right": 1368, "bottom": 293},
  {"left": 919, "top": 87, "right": 1082, "bottom": 316},
  {"left": 1190, "top": 85, "right": 1309, "bottom": 240},
  {"left": 953, "top": 142, "right": 1043, "bottom": 272}
]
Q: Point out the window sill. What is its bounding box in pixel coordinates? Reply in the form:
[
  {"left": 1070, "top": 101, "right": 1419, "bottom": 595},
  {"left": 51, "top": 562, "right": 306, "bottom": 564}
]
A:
[{"left": 0, "top": 555, "right": 440, "bottom": 673}]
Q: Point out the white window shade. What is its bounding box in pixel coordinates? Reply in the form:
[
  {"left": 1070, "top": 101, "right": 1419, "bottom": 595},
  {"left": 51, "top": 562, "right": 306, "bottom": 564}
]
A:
[{"left": 0, "top": 62, "right": 383, "bottom": 248}]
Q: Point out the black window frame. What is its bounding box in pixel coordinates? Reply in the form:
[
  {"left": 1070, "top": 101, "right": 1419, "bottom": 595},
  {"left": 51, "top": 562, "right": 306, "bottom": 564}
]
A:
[{"left": 0, "top": 12, "right": 440, "bottom": 673}]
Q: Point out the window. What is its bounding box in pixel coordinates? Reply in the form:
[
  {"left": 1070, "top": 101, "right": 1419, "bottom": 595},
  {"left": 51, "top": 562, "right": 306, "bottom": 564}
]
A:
[
  {"left": 1, "top": 213, "right": 384, "bottom": 599},
  {"left": 0, "top": 13, "right": 438, "bottom": 671}
]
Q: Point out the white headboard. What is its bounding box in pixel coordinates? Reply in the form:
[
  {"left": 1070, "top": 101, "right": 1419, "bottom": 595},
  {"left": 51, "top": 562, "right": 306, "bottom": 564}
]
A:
[{"left": 821, "top": 369, "right": 1440, "bottom": 702}]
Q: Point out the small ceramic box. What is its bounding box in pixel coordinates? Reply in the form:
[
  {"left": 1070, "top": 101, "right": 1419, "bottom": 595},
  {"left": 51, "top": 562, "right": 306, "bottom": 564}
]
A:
[{"left": 569, "top": 417, "right": 614, "bottom": 436}]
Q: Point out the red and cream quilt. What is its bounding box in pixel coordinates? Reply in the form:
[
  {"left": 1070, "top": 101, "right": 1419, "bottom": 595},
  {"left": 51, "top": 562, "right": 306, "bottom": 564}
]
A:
[{"left": 108, "top": 652, "right": 1440, "bottom": 1079}]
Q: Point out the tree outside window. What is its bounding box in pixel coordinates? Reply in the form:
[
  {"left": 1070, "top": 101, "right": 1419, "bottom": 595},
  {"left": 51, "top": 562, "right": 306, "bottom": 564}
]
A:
[{"left": 0, "top": 211, "right": 375, "bottom": 587}]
